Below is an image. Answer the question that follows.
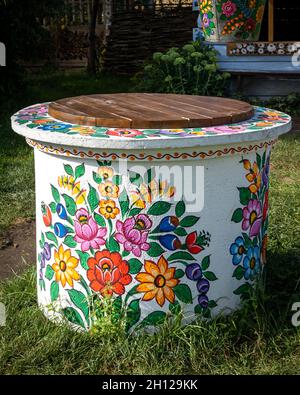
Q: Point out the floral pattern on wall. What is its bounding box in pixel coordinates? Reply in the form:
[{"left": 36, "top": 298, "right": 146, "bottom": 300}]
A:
[
  {"left": 199, "top": 0, "right": 266, "bottom": 41},
  {"left": 38, "top": 161, "right": 218, "bottom": 331},
  {"left": 13, "top": 103, "right": 290, "bottom": 140},
  {"left": 229, "top": 147, "right": 270, "bottom": 297}
]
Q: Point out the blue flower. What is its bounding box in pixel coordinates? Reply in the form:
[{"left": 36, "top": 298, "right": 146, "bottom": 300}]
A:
[
  {"left": 158, "top": 234, "right": 181, "bottom": 251},
  {"left": 230, "top": 236, "right": 246, "bottom": 265},
  {"left": 38, "top": 122, "right": 71, "bottom": 132},
  {"left": 243, "top": 246, "right": 261, "bottom": 280},
  {"left": 158, "top": 216, "right": 179, "bottom": 232},
  {"left": 54, "top": 222, "right": 68, "bottom": 238}
]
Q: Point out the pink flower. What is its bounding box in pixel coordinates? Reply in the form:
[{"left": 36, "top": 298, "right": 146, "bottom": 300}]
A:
[
  {"left": 242, "top": 199, "right": 262, "bottom": 237},
  {"left": 74, "top": 208, "right": 106, "bottom": 252},
  {"left": 222, "top": 1, "right": 237, "bottom": 18},
  {"left": 115, "top": 214, "right": 152, "bottom": 257},
  {"left": 205, "top": 125, "right": 248, "bottom": 134}
]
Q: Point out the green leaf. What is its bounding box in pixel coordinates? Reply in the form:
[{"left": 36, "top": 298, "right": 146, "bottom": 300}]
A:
[
  {"left": 75, "top": 163, "right": 85, "bottom": 179},
  {"left": 49, "top": 202, "right": 57, "bottom": 213},
  {"left": 46, "top": 231, "right": 58, "bottom": 246},
  {"left": 63, "top": 235, "right": 77, "bottom": 248},
  {"left": 87, "top": 184, "right": 99, "bottom": 212},
  {"left": 233, "top": 283, "right": 253, "bottom": 296},
  {"left": 62, "top": 194, "right": 76, "bottom": 216},
  {"left": 39, "top": 279, "right": 45, "bottom": 291},
  {"left": 62, "top": 307, "right": 85, "bottom": 329},
  {"left": 201, "top": 255, "right": 210, "bottom": 270},
  {"left": 50, "top": 281, "right": 59, "bottom": 301},
  {"left": 124, "top": 285, "right": 139, "bottom": 304},
  {"left": 67, "top": 289, "right": 89, "bottom": 324},
  {"left": 128, "top": 258, "right": 143, "bottom": 274},
  {"left": 242, "top": 233, "right": 253, "bottom": 248},
  {"left": 119, "top": 189, "right": 129, "bottom": 217},
  {"left": 195, "top": 304, "right": 203, "bottom": 314},
  {"left": 76, "top": 250, "right": 90, "bottom": 270},
  {"left": 106, "top": 236, "right": 120, "bottom": 252},
  {"left": 140, "top": 311, "right": 166, "bottom": 327},
  {"left": 168, "top": 251, "right": 195, "bottom": 262},
  {"left": 238, "top": 187, "right": 251, "bottom": 206},
  {"left": 231, "top": 208, "right": 243, "bottom": 223},
  {"left": 129, "top": 207, "right": 142, "bottom": 217},
  {"left": 93, "top": 171, "right": 102, "bottom": 184},
  {"left": 148, "top": 201, "right": 172, "bottom": 216},
  {"left": 126, "top": 299, "right": 141, "bottom": 331},
  {"left": 112, "top": 175, "right": 122, "bottom": 185},
  {"left": 174, "top": 227, "right": 187, "bottom": 237},
  {"left": 203, "top": 271, "right": 218, "bottom": 281},
  {"left": 147, "top": 242, "right": 165, "bottom": 257},
  {"left": 173, "top": 284, "right": 193, "bottom": 304},
  {"left": 174, "top": 269, "right": 185, "bottom": 279},
  {"left": 262, "top": 151, "right": 266, "bottom": 167},
  {"left": 175, "top": 201, "right": 185, "bottom": 217},
  {"left": 64, "top": 164, "right": 74, "bottom": 177},
  {"left": 256, "top": 153, "right": 262, "bottom": 170},
  {"left": 129, "top": 171, "right": 142, "bottom": 187},
  {"left": 233, "top": 265, "right": 245, "bottom": 280},
  {"left": 94, "top": 213, "right": 106, "bottom": 227},
  {"left": 208, "top": 300, "right": 217, "bottom": 308},
  {"left": 144, "top": 168, "right": 155, "bottom": 184},
  {"left": 45, "top": 265, "right": 54, "bottom": 281},
  {"left": 169, "top": 301, "right": 181, "bottom": 315},
  {"left": 51, "top": 184, "right": 60, "bottom": 203},
  {"left": 180, "top": 216, "right": 200, "bottom": 227}
]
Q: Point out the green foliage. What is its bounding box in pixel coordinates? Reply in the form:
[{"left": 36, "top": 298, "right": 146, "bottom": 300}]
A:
[
  {"left": 250, "top": 93, "right": 300, "bottom": 117},
  {"left": 134, "top": 41, "right": 230, "bottom": 96}
]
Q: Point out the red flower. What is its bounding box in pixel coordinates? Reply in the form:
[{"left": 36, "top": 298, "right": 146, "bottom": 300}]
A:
[
  {"left": 245, "top": 18, "right": 256, "bottom": 31},
  {"left": 87, "top": 250, "right": 132, "bottom": 297},
  {"left": 106, "top": 129, "right": 143, "bottom": 138},
  {"left": 186, "top": 231, "right": 203, "bottom": 254},
  {"left": 42, "top": 204, "right": 52, "bottom": 227},
  {"left": 263, "top": 190, "right": 269, "bottom": 222}
]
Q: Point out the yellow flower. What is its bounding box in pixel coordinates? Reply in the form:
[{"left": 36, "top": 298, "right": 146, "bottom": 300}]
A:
[
  {"left": 249, "top": 0, "right": 256, "bottom": 9},
  {"left": 98, "top": 166, "right": 114, "bottom": 180},
  {"left": 98, "top": 181, "right": 119, "bottom": 198},
  {"left": 200, "top": 0, "right": 213, "bottom": 13},
  {"left": 52, "top": 245, "right": 80, "bottom": 288},
  {"left": 58, "top": 175, "right": 86, "bottom": 205},
  {"left": 71, "top": 126, "right": 95, "bottom": 136},
  {"left": 256, "top": 5, "right": 264, "bottom": 22},
  {"left": 131, "top": 180, "right": 175, "bottom": 209},
  {"left": 99, "top": 199, "right": 119, "bottom": 219},
  {"left": 136, "top": 256, "right": 178, "bottom": 307}
]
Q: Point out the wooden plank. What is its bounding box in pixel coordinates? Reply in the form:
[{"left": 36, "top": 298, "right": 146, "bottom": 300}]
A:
[
  {"left": 49, "top": 93, "right": 254, "bottom": 129},
  {"left": 268, "top": 0, "right": 274, "bottom": 42}
]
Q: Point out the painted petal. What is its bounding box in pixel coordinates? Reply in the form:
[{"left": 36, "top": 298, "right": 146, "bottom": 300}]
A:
[
  {"left": 243, "top": 207, "right": 250, "bottom": 220},
  {"left": 250, "top": 217, "right": 262, "bottom": 237},
  {"left": 66, "top": 257, "right": 78, "bottom": 269},
  {"left": 164, "top": 267, "right": 176, "bottom": 280},
  {"left": 163, "top": 286, "right": 175, "bottom": 304},
  {"left": 123, "top": 217, "right": 135, "bottom": 232},
  {"left": 60, "top": 272, "right": 66, "bottom": 287},
  {"left": 81, "top": 241, "right": 91, "bottom": 252},
  {"left": 104, "top": 270, "right": 111, "bottom": 283},
  {"left": 82, "top": 224, "right": 93, "bottom": 240},
  {"left": 166, "top": 278, "right": 178, "bottom": 288},
  {"left": 74, "top": 234, "right": 85, "bottom": 243},
  {"left": 87, "top": 258, "right": 97, "bottom": 270},
  {"left": 142, "top": 289, "right": 157, "bottom": 301},
  {"left": 97, "top": 227, "right": 107, "bottom": 238},
  {"left": 118, "top": 261, "right": 129, "bottom": 274},
  {"left": 186, "top": 231, "right": 197, "bottom": 246},
  {"left": 115, "top": 233, "right": 127, "bottom": 244},
  {"left": 136, "top": 273, "right": 154, "bottom": 283},
  {"left": 124, "top": 241, "right": 133, "bottom": 251},
  {"left": 112, "top": 282, "right": 125, "bottom": 295},
  {"left": 137, "top": 282, "right": 156, "bottom": 292},
  {"left": 127, "top": 228, "right": 142, "bottom": 243},
  {"left": 131, "top": 245, "right": 142, "bottom": 257},
  {"left": 75, "top": 207, "right": 89, "bottom": 220},
  {"left": 52, "top": 263, "right": 60, "bottom": 272},
  {"left": 94, "top": 267, "right": 104, "bottom": 284},
  {"left": 242, "top": 219, "right": 250, "bottom": 231},
  {"left": 87, "top": 268, "right": 96, "bottom": 282},
  {"left": 90, "top": 239, "right": 100, "bottom": 249},
  {"left": 116, "top": 220, "right": 123, "bottom": 233},
  {"left": 58, "top": 245, "right": 65, "bottom": 261},
  {"left": 88, "top": 217, "right": 98, "bottom": 235},
  {"left": 119, "top": 274, "right": 132, "bottom": 285},
  {"left": 144, "top": 260, "right": 160, "bottom": 277},
  {"left": 90, "top": 280, "right": 102, "bottom": 292},
  {"left": 111, "top": 268, "right": 121, "bottom": 284},
  {"left": 65, "top": 271, "right": 74, "bottom": 287},
  {"left": 110, "top": 252, "right": 122, "bottom": 267},
  {"left": 136, "top": 214, "right": 152, "bottom": 230},
  {"left": 158, "top": 256, "right": 168, "bottom": 275},
  {"left": 155, "top": 288, "right": 165, "bottom": 306},
  {"left": 140, "top": 242, "right": 150, "bottom": 251}
]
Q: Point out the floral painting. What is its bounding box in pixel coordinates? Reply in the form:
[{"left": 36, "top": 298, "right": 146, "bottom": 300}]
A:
[
  {"left": 38, "top": 160, "right": 218, "bottom": 331},
  {"left": 229, "top": 147, "right": 270, "bottom": 297},
  {"left": 13, "top": 104, "right": 290, "bottom": 140},
  {"left": 199, "top": 0, "right": 266, "bottom": 41}
]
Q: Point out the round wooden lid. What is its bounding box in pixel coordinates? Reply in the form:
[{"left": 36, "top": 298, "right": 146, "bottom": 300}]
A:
[{"left": 48, "top": 93, "right": 254, "bottom": 129}]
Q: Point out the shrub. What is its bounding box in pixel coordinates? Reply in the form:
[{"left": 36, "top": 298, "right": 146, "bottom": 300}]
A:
[{"left": 134, "top": 41, "right": 230, "bottom": 96}]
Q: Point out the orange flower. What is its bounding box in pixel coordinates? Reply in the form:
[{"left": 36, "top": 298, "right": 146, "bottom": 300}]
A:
[
  {"left": 136, "top": 256, "right": 178, "bottom": 307},
  {"left": 245, "top": 161, "right": 261, "bottom": 193},
  {"left": 98, "top": 166, "right": 114, "bottom": 180},
  {"left": 99, "top": 199, "right": 119, "bottom": 219},
  {"left": 98, "top": 181, "right": 119, "bottom": 198},
  {"left": 52, "top": 245, "right": 80, "bottom": 288}
]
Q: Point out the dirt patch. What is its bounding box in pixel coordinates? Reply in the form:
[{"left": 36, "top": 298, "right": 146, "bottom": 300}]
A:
[{"left": 0, "top": 218, "right": 36, "bottom": 281}]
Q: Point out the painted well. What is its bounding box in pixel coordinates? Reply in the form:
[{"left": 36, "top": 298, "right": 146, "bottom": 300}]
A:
[{"left": 11, "top": 103, "right": 291, "bottom": 332}]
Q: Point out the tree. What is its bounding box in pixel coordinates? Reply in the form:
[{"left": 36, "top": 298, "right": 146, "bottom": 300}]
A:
[{"left": 87, "top": 0, "right": 100, "bottom": 75}]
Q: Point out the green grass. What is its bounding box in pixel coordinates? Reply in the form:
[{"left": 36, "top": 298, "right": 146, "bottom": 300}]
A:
[
  {"left": 0, "top": 71, "right": 300, "bottom": 374},
  {"left": 0, "top": 71, "right": 132, "bottom": 235}
]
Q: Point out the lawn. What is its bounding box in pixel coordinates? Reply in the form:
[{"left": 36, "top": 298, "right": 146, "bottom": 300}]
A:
[{"left": 0, "top": 72, "right": 300, "bottom": 374}]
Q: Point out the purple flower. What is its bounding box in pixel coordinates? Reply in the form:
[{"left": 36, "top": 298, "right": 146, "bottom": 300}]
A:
[
  {"left": 202, "top": 13, "right": 210, "bottom": 28},
  {"left": 186, "top": 263, "right": 202, "bottom": 281},
  {"left": 43, "top": 242, "right": 51, "bottom": 261},
  {"left": 262, "top": 154, "right": 270, "bottom": 187},
  {"left": 74, "top": 208, "right": 106, "bottom": 252},
  {"left": 159, "top": 129, "right": 190, "bottom": 137},
  {"left": 198, "top": 294, "right": 209, "bottom": 308},
  {"left": 203, "top": 125, "right": 248, "bottom": 134},
  {"left": 40, "top": 254, "right": 46, "bottom": 269},
  {"left": 197, "top": 278, "right": 210, "bottom": 294},
  {"left": 115, "top": 214, "right": 152, "bottom": 257},
  {"left": 242, "top": 199, "right": 262, "bottom": 237}
]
